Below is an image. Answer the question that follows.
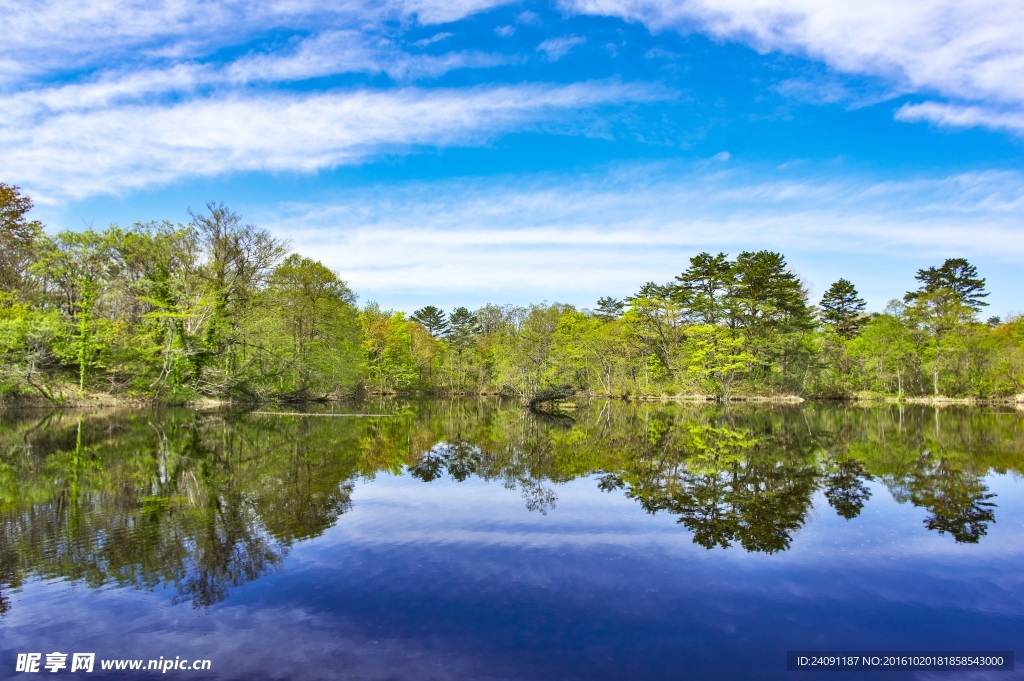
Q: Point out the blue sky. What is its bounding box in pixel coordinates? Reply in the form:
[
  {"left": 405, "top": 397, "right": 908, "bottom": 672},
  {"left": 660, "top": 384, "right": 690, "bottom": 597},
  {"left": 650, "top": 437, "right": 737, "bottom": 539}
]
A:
[{"left": 3, "top": 0, "right": 1023, "bottom": 316}]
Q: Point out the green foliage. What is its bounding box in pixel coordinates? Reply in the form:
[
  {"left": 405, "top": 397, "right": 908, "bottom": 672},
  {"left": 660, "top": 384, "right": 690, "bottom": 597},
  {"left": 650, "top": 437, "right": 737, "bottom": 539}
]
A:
[
  {"left": 593, "top": 296, "right": 625, "bottom": 321},
  {"left": 0, "top": 292, "right": 63, "bottom": 400},
  {"left": 0, "top": 183, "right": 1019, "bottom": 402},
  {"left": 684, "top": 325, "right": 753, "bottom": 399},
  {"left": 626, "top": 282, "right": 688, "bottom": 376},
  {"left": 731, "top": 250, "right": 813, "bottom": 335},
  {"left": 907, "top": 258, "right": 988, "bottom": 313},
  {"left": 0, "top": 183, "right": 44, "bottom": 296},
  {"left": 262, "top": 255, "right": 361, "bottom": 398},
  {"left": 360, "top": 305, "right": 416, "bottom": 393},
  {"left": 820, "top": 278, "right": 866, "bottom": 339},
  {"left": 674, "top": 251, "right": 735, "bottom": 326},
  {"left": 411, "top": 305, "right": 448, "bottom": 336},
  {"left": 847, "top": 305, "right": 919, "bottom": 396},
  {"left": 904, "top": 258, "right": 990, "bottom": 396}
]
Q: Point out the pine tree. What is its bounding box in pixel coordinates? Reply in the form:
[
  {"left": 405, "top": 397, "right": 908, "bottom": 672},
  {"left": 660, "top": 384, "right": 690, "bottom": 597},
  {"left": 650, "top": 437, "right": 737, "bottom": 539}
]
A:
[
  {"left": 411, "top": 305, "right": 449, "bottom": 336},
  {"left": 594, "top": 296, "right": 625, "bottom": 321},
  {"left": 903, "top": 258, "right": 988, "bottom": 395},
  {"left": 673, "top": 251, "right": 735, "bottom": 326},
  {"left": 906, "top": 258, "right": 988, "bottom": 314},
  {"left": 446, "top": 307, "right": 481, "bottom": 390},
  {"left": 731, "top": 250, "right": 813, "bottom": 334},
  {"left": 820, "top": 278, "right": 866, "bottom": 339}
]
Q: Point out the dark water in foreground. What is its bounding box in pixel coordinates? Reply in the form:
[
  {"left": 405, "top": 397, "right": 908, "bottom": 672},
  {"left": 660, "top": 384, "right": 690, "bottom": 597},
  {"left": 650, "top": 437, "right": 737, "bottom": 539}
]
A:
[{"left": 1, "top": 401, "right": 1022, "bottom": 680}]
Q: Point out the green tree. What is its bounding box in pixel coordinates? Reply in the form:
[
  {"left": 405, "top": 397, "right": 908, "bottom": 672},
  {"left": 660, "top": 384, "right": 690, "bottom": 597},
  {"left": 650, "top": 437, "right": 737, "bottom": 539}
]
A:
[
  {"left": 549, "top": 309, "right": 602, "bottom": 391},
  {"left": 411, "top": 305, "right": 449, "bottom": 336},
  {"left": 909, "top": 258, "right": 989, "bottom": 312},
  {"left": 674, "top": 252, "right": 735, "bottom": 326},
  {"left": 729, "top": 251, "right": 814, "bottom": 392},
  {"left": 32, "top": 230, "right": 116, "bottom": 392},
  {"left": 848, "top": 304, "right": 920, "bottom": 396},
  {"left": 489, "top": 304, "right": 564, "bottom": 397},
  {"left": 446, "top": 306, "right": 481, "bottom": 390},
  {"left": 0, "top": 292, "right": 62, "bottom": 400},
  {"left": 112, "top": 221, "right": 205, "bottom": 397},
  {"left": 685, "top": 325, "right": 753, "bottom": 400},
  {"left": 626, "top": 282, "right": 687, "bottom": 379},
  {"left": 0, "top": 184, "right": 44, "bottom": 296},
  {"left": 730, "top": 250, "right": 813, "bottom": 335},
  {"left": 594, "top": 296, "right": 625, "bottom": 322},
  {"left": 266, "top": 255, "right": 361, "bottom": 397},
  {"left": 820, "top": 278, "right": 866, "bottom": 339},
  {"left": 360, "top": 304, "right": 415, "bottom": 392},
  {"left": 904, "top": 258, "right": 988, "bottom": 395},
  {"left": 189, "top": 203, "right": 288, "bottom": 393}
]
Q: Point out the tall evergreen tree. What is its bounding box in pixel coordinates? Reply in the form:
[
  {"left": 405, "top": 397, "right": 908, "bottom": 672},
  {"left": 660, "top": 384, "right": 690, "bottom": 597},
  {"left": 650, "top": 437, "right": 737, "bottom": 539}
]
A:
[
  {"left": 820, "top": 278, "right": 866, "bottom": 339},
  {"left": 594, "top": 296, "right": 625, "bottom": 321},
  {"left": 906, "top": 258, "right": 988, "bottom": 314},
  {"left": 446, "top": 306, "right": 481, "bottom": 389},
  {"left": 730, "top": 250, "right": 812, "bottom": 334},
  {"left": 674, "top": 252, "right": 735, "bottom": 326},
  {"left": 447, "top": 307, "right": 481, "bottom": 347},
  {"left": 904, "top": 258, "right": 988, "bottom": 395},
  {"left": 411, "top": 305, "right": 449, "bottom": 336}
]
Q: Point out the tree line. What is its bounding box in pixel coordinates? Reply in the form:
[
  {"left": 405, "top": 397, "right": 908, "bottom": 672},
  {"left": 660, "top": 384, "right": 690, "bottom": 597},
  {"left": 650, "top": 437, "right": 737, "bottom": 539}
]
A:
[{"left": 2, "top": 183, "right": 1022, "bottom": 402}]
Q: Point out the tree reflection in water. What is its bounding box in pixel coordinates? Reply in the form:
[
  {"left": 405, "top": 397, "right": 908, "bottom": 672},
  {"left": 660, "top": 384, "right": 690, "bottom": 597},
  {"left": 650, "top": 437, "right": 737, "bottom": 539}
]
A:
[
  {"left": 0, "top": 401, "right": 1018, "bottom": 613},
  {"left": 824, "top": 459, "right": 873, "bottom": 520}
]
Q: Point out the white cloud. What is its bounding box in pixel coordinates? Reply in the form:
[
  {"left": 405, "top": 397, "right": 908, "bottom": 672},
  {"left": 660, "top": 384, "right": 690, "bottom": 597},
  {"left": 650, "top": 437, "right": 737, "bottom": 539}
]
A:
[
  {"left": 257, "top": 164, "right": 1024, "bottom": 310},
  {"left": 0, "top": 31, "right": 512, "bottom": 125},
  {"left": 0, "top": 0, "right": 517, "bottom": 84},
  {"left": 412, "top": 32, "right": 454, "bottom": 46},
  {"left": 1, "top": 65, "right": 210, "bottom": 119},
  {"left": 563, "top": 0, "right": 1024, "bottom": 133},
  {"left": 225, "top": 30, "right": 510, "bottom": 83},
  {"left": 896, "top": 101, "right": 1024, "bottom": 134},
  {"left": 398, "top": 0, "right": 513, "bottom": 24},
  {"left": 1, "top": 83, "right": 655, "bottom": 200},
  {"left": 537, "top": 35, "right": 588, "bottom": 61}
]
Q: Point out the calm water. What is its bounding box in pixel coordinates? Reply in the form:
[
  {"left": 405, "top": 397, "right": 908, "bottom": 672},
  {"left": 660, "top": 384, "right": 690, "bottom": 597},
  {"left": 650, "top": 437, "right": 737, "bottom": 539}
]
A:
[{"left": 1, "top": 400, "right": 1022, "bottom": 680}]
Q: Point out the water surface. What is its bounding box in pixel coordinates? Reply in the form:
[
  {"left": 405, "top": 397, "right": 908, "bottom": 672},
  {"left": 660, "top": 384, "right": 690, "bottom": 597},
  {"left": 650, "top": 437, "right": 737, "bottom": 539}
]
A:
[{"left": 1, "top": 401, "right": 1022, "bottom": 679}]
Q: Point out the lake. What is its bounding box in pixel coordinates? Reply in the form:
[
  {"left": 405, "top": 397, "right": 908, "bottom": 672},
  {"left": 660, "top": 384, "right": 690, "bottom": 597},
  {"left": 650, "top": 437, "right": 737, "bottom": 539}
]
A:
[{"left": 1, "top": 400, "right": 1022, "bottom": 680}]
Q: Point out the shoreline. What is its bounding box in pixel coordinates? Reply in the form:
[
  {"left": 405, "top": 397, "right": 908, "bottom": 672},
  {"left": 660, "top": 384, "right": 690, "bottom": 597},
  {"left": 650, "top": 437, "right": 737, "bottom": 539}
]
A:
[{"left": 2, "top": 391, "right": 1022, "bottom": 410}]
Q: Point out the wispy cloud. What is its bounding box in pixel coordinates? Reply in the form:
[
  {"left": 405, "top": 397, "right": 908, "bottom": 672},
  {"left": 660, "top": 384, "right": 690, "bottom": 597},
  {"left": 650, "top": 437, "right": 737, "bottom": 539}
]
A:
[
  {"left": 0, "top": 0, "right": 517, "bottom": 83},
  {"left": 0, "top": 30, "right": 512, "bottom": 124},
  {"left": 257, "top": 163, "right": 1024, "bottom": 310},
  {"left": 896, "top": 101, "right": 1024, "bottom": 134},
  {"left": 537, "top": 35, "right": 587, "bottom": 61},
  {"left": 412, "top": 32, "right": 454, "bottom": 47},
  {"left": 225, "top": 30, "right": 511, "bottom": 83},
  {"left": 563, "top": 0, "right": 1024, "bottom": 133},
  {"left": 3, "top": 82, "right": 657, "bottom": 200}
]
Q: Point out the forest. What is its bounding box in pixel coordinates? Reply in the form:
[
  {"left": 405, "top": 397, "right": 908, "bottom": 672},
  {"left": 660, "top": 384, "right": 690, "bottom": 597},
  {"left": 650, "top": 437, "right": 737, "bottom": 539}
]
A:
[{"left": 2, "top": 182, "right": 1023, "bottom": 404}]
